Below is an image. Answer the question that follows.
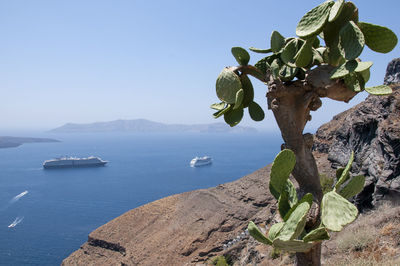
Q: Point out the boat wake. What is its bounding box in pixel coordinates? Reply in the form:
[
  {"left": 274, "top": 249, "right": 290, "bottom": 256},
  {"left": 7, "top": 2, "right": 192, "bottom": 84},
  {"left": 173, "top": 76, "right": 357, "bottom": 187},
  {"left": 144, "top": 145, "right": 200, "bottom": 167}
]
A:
[
  {"left": 10, "top": 191, "right": 29, "bottom": 203},
  {"left": 8, "top": 216, "right": 24, "bottom": 228}
]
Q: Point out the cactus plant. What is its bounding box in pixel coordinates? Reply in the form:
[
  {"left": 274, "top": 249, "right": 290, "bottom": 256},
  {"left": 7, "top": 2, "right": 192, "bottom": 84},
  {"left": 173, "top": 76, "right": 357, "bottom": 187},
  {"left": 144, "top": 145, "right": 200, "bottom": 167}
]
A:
[
  {"left": 211, "top": 1, "right": 396, "bottom": 264},
  {"left": 246, "top": 149, "right": 367, "bottom": 261}
]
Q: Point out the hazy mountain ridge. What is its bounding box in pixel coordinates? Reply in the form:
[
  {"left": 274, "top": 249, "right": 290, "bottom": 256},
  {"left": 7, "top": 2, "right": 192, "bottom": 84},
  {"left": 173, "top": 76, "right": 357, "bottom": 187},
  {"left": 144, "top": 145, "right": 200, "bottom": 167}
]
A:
[{"left": 50, "top": 119, "right": 258, "bottom": 133}]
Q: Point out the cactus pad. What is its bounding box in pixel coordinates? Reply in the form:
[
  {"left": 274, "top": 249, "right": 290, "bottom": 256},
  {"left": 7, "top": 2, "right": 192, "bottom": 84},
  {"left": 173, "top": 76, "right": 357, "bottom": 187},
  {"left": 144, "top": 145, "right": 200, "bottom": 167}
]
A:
[
  {"left": 254, "top": 57, "right": 268, "bottom": 74},
  {"left": 233, "top": 89, "right": 244, "bottom": 109},
  {"left": 283, "top": 193, "right": 313, "bottom": 221},
  {"left": 339, "top": 21, "right": 365, "bottom": 60},
  {"left": 240, "top": 75, "right": 254, "bottom": 108},
  {"left": 328, "top": 0, "right": 344, "bottom": 22},
  {"left": 272, "top": 239, "right": 313, "bottom": 253},
  {"left": 213, "top": 104, "right": 232, "bottom": 119},
  {"left": 279, "top": 65, "right": 298, "bottom": 81},
  {"left": 295, "top": 40, "right": 313, "bottom": 67},
  {"left": 248, "top": 221, "right": 272, "bottom": 245},
  {"left": 231, "top": 47, "right": 250, "bottom": 66},
  {"left": 296, "top": 1, "right": 334, "bottom": 38},
  {"left": 278, "top": 202, "right": 310, "bottom": 241},
  {"left": 335, "top": 151, "right": 354, "bottom": 190},
  {"left": 330, "top": 60, "right": 358, "bottom": 79},
  {"left": 271, "top": 31, "right": 285, "bottom": 53},
  {"left": 249, "top": 47, "right": 272, "bottom": 54},
  {"left": 270, "top": 149, "right": 296, "bottom": 197},
  {"left": 281, "top": 39, "right": 298, "bottom": 67},
  {"left": 303, "top": 227, "right": 330, "bottom": 242},
  {"left": 339, "top": 175, "right": 365, "bottom": 199},
  {"left": 210, "top": 102, "right": 226, "bottom": 110},
  {"left": 248, "top": 101, "right": 265, "bottom": 121},
  {"left": 358, "top": 22, "right": 398, "bottom": 53},
  {"left": 321, "top": 191, "right": 358, "bottom": 231},
  {"left": 365, "top": 85, "right": 393, "bottom": 95},
  {"left": 268, "top": 222, "right": 284, "bottom": 241},
  {"left": 216, "top": 68, "right": 242, "bottom": 104},
  {"left": 224, "top": 107, "right": 243, "bottom": 127}
]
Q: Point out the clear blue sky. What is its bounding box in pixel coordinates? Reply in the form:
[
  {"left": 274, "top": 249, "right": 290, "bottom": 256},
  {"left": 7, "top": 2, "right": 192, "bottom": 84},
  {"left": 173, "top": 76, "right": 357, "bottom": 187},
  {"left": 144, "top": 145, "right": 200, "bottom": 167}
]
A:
[{"left": 1, "top": 0, "right": 399, "bottom": 131}]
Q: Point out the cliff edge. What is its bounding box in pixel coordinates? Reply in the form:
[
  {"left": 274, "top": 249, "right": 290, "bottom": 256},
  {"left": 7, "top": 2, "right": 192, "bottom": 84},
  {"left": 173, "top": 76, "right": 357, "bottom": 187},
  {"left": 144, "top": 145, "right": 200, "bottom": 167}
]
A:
[{"left": 62, "top": 166, "right": 277, "bottom": 265}]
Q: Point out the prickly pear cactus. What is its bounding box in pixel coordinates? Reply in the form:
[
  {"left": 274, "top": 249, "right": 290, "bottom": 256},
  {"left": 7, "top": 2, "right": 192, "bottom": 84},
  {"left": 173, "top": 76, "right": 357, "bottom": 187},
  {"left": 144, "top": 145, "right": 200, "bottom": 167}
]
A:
[
  {"left": 211, "top": 0, "right": 397, "bottom": 127},
  {"left": 248, "top": 149, "right": 365, "bottom": 253}
]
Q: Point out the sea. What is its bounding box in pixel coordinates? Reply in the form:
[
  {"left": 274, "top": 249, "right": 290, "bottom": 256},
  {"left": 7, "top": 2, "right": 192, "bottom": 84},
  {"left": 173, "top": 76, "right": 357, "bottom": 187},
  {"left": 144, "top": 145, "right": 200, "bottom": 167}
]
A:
[{"left": 0, "top": 132, "right": 282, "bottom": 265}]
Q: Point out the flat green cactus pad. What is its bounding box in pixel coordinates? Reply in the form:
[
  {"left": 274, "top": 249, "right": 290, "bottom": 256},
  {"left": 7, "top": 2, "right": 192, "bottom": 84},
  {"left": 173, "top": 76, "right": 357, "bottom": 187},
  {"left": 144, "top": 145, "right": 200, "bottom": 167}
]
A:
[
  {"left": 272, "top": 238, "right": 314, "bottom": 253},
  {"left": 249, "top": 47, "right": 272, "bottom": 54},
  {"left": 335, "top": 151, "right": 354, "bottom": 189},
  {"left": 224, "top": 107, "right": 243, "bottom": 127},
  {"left": 233, "top": 89, "right": 244, "bottom": 110},
  {"left": 210, "top": 102, "right": 226, "bottom": 111},
  {"left": 248, "top": 101, "right": 265, "bottom": 121},
  {"left": 281, "top": 39, "right": 298, "bottom": 67},
  {"left": 295, "top": 40, "right": 313, "bottom": 67},
  {"left": 271, "top": 31, "right": 285, "bottom": 53},
  {"left": 358, "top": 22, "right": 398, "bottom": 53},
  {"left": 278, "top": 202, "right": 310, "bottom": 241},
  {"left": 296, "top": 1, "right": 334, "bottom": 38},
  {"left": 279, "top": 65, "right": 298, "bottom": 81},
  {"left": 321, "top": 191, "right": 358, "bottom": 232},
  {"left": 216, "top": 68, "right": 242, "bottom": 104},
  {"left": 240, "top": 75, "right": 254, "bottom": 108},
  {"left": 231, "top": 47, "right": 250, "bottom": 66},
  {"left": 339, "top": 21, "right": 365, "bottom": 60},
  {"left": 213, "top": 104, "right": 232, "bottom": 119},
  {"left": 303, "top": 227, "right": 330, "bottom": 242},
  {"left": 268, "top": 222, "right": 285, "bottom": 241},
  {"left": 328, "top": 0, "right": 344, "bottom": 22},
  {"left": 270, "top": 149, "right": 296, "bottom": 197},
  {"left": 339, "top": 175, "right": 365, "bottom": 199},
  {"left": 283, "top": 193, "right": 313, "bottom": 221},
  {"left": 254, "top": 57, "right": 269, "bottom": 74},
  {"left": 248, "top": 221, "right": 272, "bottom": 245},
  {"left": 344, "top": 72, "right": 364, "bottom": 92},
  {"left": 365, "top": 85, "right": 393, "bottom": 95}
]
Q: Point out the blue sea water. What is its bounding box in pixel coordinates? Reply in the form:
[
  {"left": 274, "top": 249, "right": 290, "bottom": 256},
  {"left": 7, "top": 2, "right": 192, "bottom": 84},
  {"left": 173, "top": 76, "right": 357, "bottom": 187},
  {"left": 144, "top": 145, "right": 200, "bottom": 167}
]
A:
[{"left": 0, "top": 132, "right": 282, "bottom": 266}]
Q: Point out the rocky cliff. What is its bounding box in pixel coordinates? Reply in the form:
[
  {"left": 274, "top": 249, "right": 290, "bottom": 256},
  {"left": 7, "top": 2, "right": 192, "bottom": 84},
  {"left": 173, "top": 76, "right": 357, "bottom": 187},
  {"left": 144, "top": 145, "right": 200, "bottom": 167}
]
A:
[
  {"left": 62, "top": 166, "right": 278, "bottom": 265},
  {"left": 314, "top": 58, "right": 400, "bottom": 208}
]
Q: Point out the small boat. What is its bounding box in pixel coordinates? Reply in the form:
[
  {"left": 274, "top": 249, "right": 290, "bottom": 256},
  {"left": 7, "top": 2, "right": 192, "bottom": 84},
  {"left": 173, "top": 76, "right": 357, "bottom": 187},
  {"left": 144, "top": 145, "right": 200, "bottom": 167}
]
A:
[
  {"left": 190, "top": 156, "right": 212, "bottom": 167},
  {"left": 43, "top": 156, "right": 108, "bottom": 169}
]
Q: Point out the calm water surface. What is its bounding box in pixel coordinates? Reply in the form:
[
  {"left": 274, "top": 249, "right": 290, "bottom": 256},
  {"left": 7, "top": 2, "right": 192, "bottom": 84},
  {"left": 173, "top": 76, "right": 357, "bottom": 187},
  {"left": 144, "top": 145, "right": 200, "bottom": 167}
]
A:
[{"left": 0, "top": 132, "right": 281, "bottom": 265}]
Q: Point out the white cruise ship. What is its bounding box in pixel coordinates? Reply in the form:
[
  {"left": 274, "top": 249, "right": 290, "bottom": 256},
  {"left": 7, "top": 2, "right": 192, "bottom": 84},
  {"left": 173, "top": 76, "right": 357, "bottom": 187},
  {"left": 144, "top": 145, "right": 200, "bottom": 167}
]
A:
[
  {"left": 190, "top": 156, "right": 212, "bottom": 167},
  {"left": 43, "top": 156, "right": 108, "bottom": 169}
]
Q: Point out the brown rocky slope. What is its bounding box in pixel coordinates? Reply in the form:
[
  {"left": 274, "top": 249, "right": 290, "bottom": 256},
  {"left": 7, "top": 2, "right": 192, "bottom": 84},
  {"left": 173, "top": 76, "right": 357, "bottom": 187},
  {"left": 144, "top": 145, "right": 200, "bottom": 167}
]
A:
[{"left": 62, "top": 166, "right": 277, "bottom": 265}]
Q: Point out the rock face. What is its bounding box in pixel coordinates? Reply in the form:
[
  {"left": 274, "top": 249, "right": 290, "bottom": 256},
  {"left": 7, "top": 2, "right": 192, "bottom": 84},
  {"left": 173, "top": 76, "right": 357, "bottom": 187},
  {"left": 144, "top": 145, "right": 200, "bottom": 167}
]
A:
[
  {"left": 384, "top": 58, "right": 400, "bottom": 85},
  {"left": 314, "top": 58, "right": 400, "bottom": 208},
  {"left": 62, "top": 166, "right": 277, "bottom": 266}
]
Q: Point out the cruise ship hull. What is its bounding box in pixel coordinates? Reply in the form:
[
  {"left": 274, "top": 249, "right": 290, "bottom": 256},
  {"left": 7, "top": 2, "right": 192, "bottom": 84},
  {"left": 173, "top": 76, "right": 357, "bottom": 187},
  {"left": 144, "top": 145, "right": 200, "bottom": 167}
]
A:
[{"left": 43, "top": 162, "right": 107, "bottom": 169}]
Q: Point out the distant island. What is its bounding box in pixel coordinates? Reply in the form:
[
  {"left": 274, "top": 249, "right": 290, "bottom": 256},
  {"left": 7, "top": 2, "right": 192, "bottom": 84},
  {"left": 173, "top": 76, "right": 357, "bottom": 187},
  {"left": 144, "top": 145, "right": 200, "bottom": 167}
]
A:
[
  {"left": 49, "top": 119, "right": 258, "bottom": 133},
  {"left": 0, "top": 136, "right": 60, "bottom": 149}
]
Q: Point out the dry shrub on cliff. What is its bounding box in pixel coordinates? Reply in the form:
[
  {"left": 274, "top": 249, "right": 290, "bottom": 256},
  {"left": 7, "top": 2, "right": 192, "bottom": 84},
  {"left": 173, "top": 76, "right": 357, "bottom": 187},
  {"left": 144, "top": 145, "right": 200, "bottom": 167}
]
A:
[{"left": 322, "top": 202, "right": 400, "bottom": 266}]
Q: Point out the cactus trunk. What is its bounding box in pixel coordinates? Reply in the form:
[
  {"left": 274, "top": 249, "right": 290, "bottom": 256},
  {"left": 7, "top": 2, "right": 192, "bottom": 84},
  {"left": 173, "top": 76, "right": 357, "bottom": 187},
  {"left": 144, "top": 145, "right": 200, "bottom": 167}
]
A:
[{"left": 268, "top": 81, "right": 324, "bottom": 265}]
